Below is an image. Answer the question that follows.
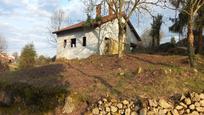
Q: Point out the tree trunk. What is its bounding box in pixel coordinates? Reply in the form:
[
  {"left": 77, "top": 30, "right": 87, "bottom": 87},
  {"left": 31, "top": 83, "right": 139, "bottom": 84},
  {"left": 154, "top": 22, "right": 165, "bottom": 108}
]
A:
[
  {"left": 118, "top": 26, "right": 125, "bottom": 58},
  {"left": 197, "top": 28, "right": 203, "bottom": 54},
  {"left": 157, "top": 36, "right": 160, "bottom": 48},
  {"left": 187, "top": 16, "right": 196, "bottom": 67},
  {"left": 152, "top": 36, "right": 155, "bottom": 49}
]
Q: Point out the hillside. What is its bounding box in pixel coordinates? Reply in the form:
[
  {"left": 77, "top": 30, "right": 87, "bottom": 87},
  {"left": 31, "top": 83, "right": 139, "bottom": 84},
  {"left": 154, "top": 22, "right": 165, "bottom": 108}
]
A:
[{"left": 0, "top": 53, "right": 204, "bottom": 114}]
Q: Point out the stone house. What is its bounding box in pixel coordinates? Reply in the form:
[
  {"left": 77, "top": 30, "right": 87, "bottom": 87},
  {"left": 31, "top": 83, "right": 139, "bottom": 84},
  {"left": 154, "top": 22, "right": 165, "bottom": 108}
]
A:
[{"left": 53, "top": 4, "right": 141, "bottom": 59}]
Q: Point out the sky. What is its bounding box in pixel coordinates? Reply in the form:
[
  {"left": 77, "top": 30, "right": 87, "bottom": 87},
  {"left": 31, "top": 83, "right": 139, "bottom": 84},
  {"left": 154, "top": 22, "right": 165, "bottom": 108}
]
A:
[{"left": 0, "top": 0, "right": 178, "bottom": 57}]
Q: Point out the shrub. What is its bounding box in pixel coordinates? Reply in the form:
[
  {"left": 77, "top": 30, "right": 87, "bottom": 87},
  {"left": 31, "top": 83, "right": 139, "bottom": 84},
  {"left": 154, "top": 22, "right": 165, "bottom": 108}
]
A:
[
  {"left": 36, "top": 55, "right": 51, "bottom": 65},
  {"left": 19, "top": 44, "right": 37, "bottom": 69}
]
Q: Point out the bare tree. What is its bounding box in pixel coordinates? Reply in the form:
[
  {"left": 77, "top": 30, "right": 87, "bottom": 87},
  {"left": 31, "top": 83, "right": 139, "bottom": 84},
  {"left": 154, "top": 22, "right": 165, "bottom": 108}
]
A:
[
  {"left": 82, "top": 0, "right": 99, "bottom": 18},
  {"left": 104, "top": 0, "right": 161, "bottom": 57},
  {"left": 48, "top": 9, "right": 65, "bottom": 46},
  {"left": 0, "top": 35, "right": 7, "bottom": 53}
]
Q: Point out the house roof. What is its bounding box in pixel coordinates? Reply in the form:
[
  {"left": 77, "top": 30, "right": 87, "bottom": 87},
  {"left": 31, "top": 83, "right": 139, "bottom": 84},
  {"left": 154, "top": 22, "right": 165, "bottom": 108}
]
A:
[{"left": 53, "top": 14, "right": 141, "bottom": 41}]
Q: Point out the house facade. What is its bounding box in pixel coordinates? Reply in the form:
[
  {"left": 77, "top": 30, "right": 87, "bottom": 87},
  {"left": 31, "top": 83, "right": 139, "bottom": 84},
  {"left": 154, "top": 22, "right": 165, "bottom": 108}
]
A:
[{"left": 53, "top": 5, "right": 141, "bottom": 60}]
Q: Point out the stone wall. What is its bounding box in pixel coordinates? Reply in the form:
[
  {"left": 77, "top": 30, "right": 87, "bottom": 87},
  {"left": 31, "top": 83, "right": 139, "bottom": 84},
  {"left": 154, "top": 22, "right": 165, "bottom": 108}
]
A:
[{"left": 85, "top": 92, "right": 204, "bottom": 115}]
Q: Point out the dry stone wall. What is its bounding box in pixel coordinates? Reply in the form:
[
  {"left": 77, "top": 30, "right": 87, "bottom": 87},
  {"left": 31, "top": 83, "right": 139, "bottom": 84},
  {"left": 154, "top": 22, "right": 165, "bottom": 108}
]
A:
[{"left": 85, "top": 92, "right": 204, "bottom": 115}]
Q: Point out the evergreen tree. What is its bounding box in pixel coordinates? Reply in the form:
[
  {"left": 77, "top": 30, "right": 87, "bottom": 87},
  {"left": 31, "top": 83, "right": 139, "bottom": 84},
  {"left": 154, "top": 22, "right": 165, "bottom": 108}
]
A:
[{"left": 19, "top": 44, "right": 37, "bottom": 69}]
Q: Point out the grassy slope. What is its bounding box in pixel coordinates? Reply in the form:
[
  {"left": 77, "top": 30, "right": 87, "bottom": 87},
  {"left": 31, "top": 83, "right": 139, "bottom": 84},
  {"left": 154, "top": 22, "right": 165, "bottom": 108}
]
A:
[{"left": 0, "top": 53, "right": 204, "bottom": 114}]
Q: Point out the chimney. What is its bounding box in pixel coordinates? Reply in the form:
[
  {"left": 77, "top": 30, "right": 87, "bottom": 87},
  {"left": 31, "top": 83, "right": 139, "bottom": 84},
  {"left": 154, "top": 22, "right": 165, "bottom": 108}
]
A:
[
  {"left": 109, "top": 1, "right": 114, "bottom": 16},
  {"left": 96, "top": 4, "right": 101, "bottom": 17}
]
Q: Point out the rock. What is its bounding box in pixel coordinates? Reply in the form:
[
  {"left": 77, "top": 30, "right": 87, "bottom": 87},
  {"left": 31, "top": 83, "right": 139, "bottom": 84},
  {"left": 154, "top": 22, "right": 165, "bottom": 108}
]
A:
[
  {"left": 117, "top": 103, "right": 123, "bottom": 109},
  {"left": 175, "top": 105, "right": 183, "bottom": 110},
  {"left": 178, "top": 109, "right": 184, "bottom": 115},
  {"left": 148, "top": 99, "right": 158, "bottom": 107},
  {"left": 184, "top": 98, "right": 191, "bottom": 105},
  {"left": 120, "top": 72, "right": 125, "bottom": 76},
  {"left": 111, "top": 99, "right": 117, "bottom": 103},
  {"left": 193, "top": 69, "right": 198, "bottom": 73},
  {"left": 147, "top": 111, "right": 156, "bottom": 115},
  {"left": 158, "top": 109, "right": 168, "bottom": 115},
  {"left": 186, "top": 109, "right": 190, "bottom": 114},
  {"left": 137, "top": 67, "right": 142, "bottom": 74},
  {"left": 63, "top": 96, "right": 75, "bottom": 114},
  {"left": 179, "top": 102, "right": 187, "bottom": 108},
  {"left": 166, "top": 111, "right": 171, "bottom": 115},
  {"left": 139, "top": 108, "right": 147, "bottom": 115},
  {"left": 200, "top": 100, "right": 204, "bottom": 106},
  {"left": 159, "top": 99, "right": 173, "bottom": 109},
  {"left": 196, "top": 107, "right": 204, "bottom": 112},
  {"left": 200, "top": 93, "right": 204, "bottom": 100},
  {"left": 189, "top": 104, "right": 195, "bottom": 110},
  {"left": 98, "top": 100, "right": 103, "bottom": 105},
  {"left": 110, "top": 106, "right": 118, "bottom": 113},
  {"left": 123, "top": 100, "right": 129, "bottom": 105},
  {"left": 131, "top": 111, "right": 138, "bottom": 115},
  {"left": 100, "top": 110, "right": 106, "bottom": 114},
  {"left": 119, "top": 109, "right": 125, "bottom": 114},
  {"left": 192, "top": 93, "right": 200, "bottom": 102},
  {"left": 191, "top": 111, "right": 199, "bottom": 115},
  {"left": 92, "top": 108, "right": 100, "bottom": 115},
  {"left": 125, "top": 108, "right": 131, "bottom": 115},
  {"left": 105, "top": 107, "right": 111, "bottom": 112},
  {"left": 180, "top": 94, "right": 186, "bottom": 101},
  {"left": 195, "top": 102, "right": 200, "bottom": 107},
  {"left": 171, "top": 109, "right": 179, "bottom": 115},
  {"left": 135, "top": 105, "right": 140, "bottom": 111},
  {"left": 103, "top": 98, "right": 108, "bottom": 102}
]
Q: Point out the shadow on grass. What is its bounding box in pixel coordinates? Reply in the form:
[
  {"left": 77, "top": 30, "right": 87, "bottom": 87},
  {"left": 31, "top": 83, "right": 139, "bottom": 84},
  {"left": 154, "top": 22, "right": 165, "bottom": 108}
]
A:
[{"left": 128, "top": 54, "right": 179, "bottom": 68}]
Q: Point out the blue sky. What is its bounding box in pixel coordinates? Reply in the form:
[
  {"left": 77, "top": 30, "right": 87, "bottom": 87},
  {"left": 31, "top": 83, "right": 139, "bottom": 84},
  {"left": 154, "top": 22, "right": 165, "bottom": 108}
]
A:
[{"left": 0, "top": 0, "right": 177, "bottom": 57}]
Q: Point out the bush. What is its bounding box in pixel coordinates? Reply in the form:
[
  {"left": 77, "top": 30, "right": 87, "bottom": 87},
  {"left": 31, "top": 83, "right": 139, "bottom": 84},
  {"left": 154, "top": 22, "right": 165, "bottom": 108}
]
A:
[
  {"left": 19, "top": 44, "right": 37, "bottom": 69},
  {"left": 36, "top": 55, "right": 51, "bottom": 65}
]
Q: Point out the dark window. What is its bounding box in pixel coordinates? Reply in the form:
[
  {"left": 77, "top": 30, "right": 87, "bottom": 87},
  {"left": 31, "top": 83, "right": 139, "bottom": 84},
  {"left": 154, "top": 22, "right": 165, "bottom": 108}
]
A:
[
  {"left": 83, "top": 37, "right": 86, "bottom": 46},
  {"left": 71, "top": 38, "right": 76, "bottom": 47},
  {"left": 64, "top": 40, "right": 67, "bottom": 48}
]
